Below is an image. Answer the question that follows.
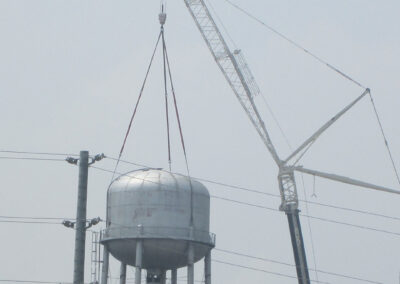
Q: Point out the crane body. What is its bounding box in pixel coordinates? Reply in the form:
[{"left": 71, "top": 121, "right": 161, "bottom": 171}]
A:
[
  {"left": 183, "top": 1, "right": 309, "bottom": 282},
  {"left": 183, "top": 1, "right": 400, "bottom": 283}
]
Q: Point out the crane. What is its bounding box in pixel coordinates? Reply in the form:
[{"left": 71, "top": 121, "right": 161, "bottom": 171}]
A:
[{"left": 183, "top": 0, "right": 400, "bottom": 283}]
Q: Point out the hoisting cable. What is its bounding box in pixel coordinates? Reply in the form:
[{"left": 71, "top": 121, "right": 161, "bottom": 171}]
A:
[
  {"left": 160, "top": 6, "right": 172, "bottom": 172},
  {"left": 300, "top": 175, "right": 320, "bottom": 283},
  {"left": 222, "top": 0, "right": 366, "bottom": 90},
  {"left": 111, "top": 31, "right": 163, "bottom": 180},
  {"left": 162, "top": 22, "right": 195, "bottom": 225},
  {"left": 368, "top": 91, "right": 400, "bottom": 186}
]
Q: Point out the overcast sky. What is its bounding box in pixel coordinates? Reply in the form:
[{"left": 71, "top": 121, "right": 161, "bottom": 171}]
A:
[{"left": 1, "top": 1, "right": 400, "bottom": 283}]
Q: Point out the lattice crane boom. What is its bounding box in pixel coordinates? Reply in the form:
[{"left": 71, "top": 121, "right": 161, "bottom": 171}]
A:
[{"left": 184, "top": 0, "right": 281, "bottom": 167}]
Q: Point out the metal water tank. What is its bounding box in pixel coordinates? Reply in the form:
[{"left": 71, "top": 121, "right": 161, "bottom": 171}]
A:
[{"left": 101, "top": 168, "right": 215, "bottom": 270}]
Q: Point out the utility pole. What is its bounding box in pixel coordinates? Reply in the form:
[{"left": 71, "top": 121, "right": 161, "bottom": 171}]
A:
[
  {"left": 73, "top": 150, "right": 89, "bottom": 284},
  {"left": 66, "top": 151, "right": 104, "bottom": 284}
]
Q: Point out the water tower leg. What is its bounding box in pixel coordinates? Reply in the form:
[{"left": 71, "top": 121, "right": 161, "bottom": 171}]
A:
[
  {"left": 161, "top": 270, "right": 166, "bottom": 284},
  {"left": 101, "top": 246, "right": 109, "bottom": 284},
  {"left": 135, "top": 240, "right": 143, "bottom": 284},
  {"left": 187, "top": 242, "right": 194, "bottom": 284},
  {"left": 204, "top": 250, "right": 211, "bottom": 284},
  {"left": 120, "top": 262, "right": 127, "bottom": 284},
  {"left": 171, "top": 269, "right": 177, "bottom": 284}
]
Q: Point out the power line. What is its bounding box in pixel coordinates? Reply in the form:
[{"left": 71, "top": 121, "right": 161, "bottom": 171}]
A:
[
  {"left": 104, "top": 221, "right": 383, "bottom": 283},
  {"left": 90, "top": 165, "right": 400, "bottom": 237},
  {"left": 215, "top": 248, "right": 383, "bottom": 283},
  {"left": 211, "top": 195, "right": 278, "bottom": 212},
  {"left": 0, "top": 150, "right": 78, "bottom": 156},
  {"left": 221, "top": 0, "right": 366, "bottom": 89},
  {"left": 213, "top": 259, "right": 330, "bottom": 284},
  {"left": 0, "top": 220, "right": 63, "bottom": 225},
  {"left": 212, "top": 193, "right": 400, "bottom": 237},
  {"left": 0, "top": 280, "right": 74, "bottom": 284},
  {"left": 0, "top": 216, "right": 103, "bottom": 221},
  {"left": 0, "top": 216, "right": 70, "bottom": 220},
  {"left": 304, "top": 215, "right": 400, "bottom": 237},
  {"left": 0, "top": 156, "right": 66, "bottom": 162},
  {"left": 103, "top": 156, "right": 400, "bottom": 222},
  {"left": 305, "top": 200, "right": 400, "bottom": 222}
]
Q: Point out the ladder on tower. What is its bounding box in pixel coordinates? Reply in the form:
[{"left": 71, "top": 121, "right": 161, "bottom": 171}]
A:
[{"left": 90, "top": 231, "right": 102, "bottom": 284}]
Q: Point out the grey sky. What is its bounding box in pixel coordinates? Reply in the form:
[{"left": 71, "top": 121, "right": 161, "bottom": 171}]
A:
[{"left": 1, "top": 1, "right": 399, "bottom": 283}]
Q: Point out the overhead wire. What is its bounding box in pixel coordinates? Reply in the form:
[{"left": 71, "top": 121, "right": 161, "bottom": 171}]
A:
[
  {"left": 0, "top": 280, "right": 74, "bottom": 284},
  {"left": 0, "top": 150, "right": 78, "bottom": 156},
  {"left": 222, "top": 0, "right": 366, "bottom": 90},
  {"left": 103, "top": 156, "right": 400, "bottom": 222},
  {"left": 102, "top": 219, "right": 383, "bottom": 283},
  {"left": 215, "top": 248, "right": 383, "bottom": 284},
  {"left": 0, "top": 156, "right": 66, "bottom": 162},
  {"left": 0, "top": 220, "right": 63, "bottom": 225},
  {"left": 304, "top": 215, "right": 400, "bottom": 237},
  {"left": 90, "top": 165, "right": 400, "bottom": 237},
  {"left": 0, "top": 216, "right": 104, "bottom": 222},
  {"left": 213, "top": 259, "right": 330, "bottom": 284},
  {"left": 0, "top": 216, "right": 73, "bottom": 220}
]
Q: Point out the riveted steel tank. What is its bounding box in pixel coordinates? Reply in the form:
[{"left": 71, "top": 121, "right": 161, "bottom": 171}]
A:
[{"left": 101, "top": 168, "right": 215, "bottom": 270}]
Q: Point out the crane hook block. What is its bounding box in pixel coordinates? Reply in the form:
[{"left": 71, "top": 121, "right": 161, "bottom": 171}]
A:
[{"left": 159, "top": 12, "right": 167, "bottom": 25}]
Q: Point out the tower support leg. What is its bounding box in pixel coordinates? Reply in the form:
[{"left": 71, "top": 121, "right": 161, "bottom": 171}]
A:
[
  {"left": 171, "top": 269, "right": 177, "bottom": 284},
  {"left": 187, "top": 242, "right": 194, "bottom": 284},
  {"left": 204, "top": 250, "right": 211, "bottom": 284},
  {"left": 120, "top": 262, "right": 127, "bottom": 284},
  {"left": 286, "top": 210, "right": 310, "bottom": 284},
  {"left": 101, "top": 245, "right": 109, "bottom": 284},
  {"left": 161, "top": 270, "right": 166, "bottom": 284},
  {"left": 135, "top": 240, "right": 143, "bottom": 284}
]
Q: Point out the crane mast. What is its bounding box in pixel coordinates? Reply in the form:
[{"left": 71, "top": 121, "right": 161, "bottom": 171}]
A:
[{"left": 184, "top": 0, "right": 310, "bottom": 283}]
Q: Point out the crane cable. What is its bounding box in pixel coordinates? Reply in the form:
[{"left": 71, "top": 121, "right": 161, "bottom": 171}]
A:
[
  {"left": 222, "top": 0, "right": 366, "bottom": 90},
  {"left": 111, "top": 30, "right": 162, "bottom": 179},
  {"left": 161, "top": 22, "right": 172, "bottom": 172},
  {"left": 161, "top": 12, "right": 195, "bottom": 225},
  {"left": 368, "top": 91, "right": 400, "bottom": 186}
]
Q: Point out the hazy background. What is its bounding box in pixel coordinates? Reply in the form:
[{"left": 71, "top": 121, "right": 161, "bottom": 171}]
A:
[{"left": 1, "top": 0, "right": 399, "bottom": 283}]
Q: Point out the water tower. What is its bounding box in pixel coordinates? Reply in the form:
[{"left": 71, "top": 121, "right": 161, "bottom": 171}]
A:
[{"left": 100, "top": 168, "right": 215, "bottom": 284}]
